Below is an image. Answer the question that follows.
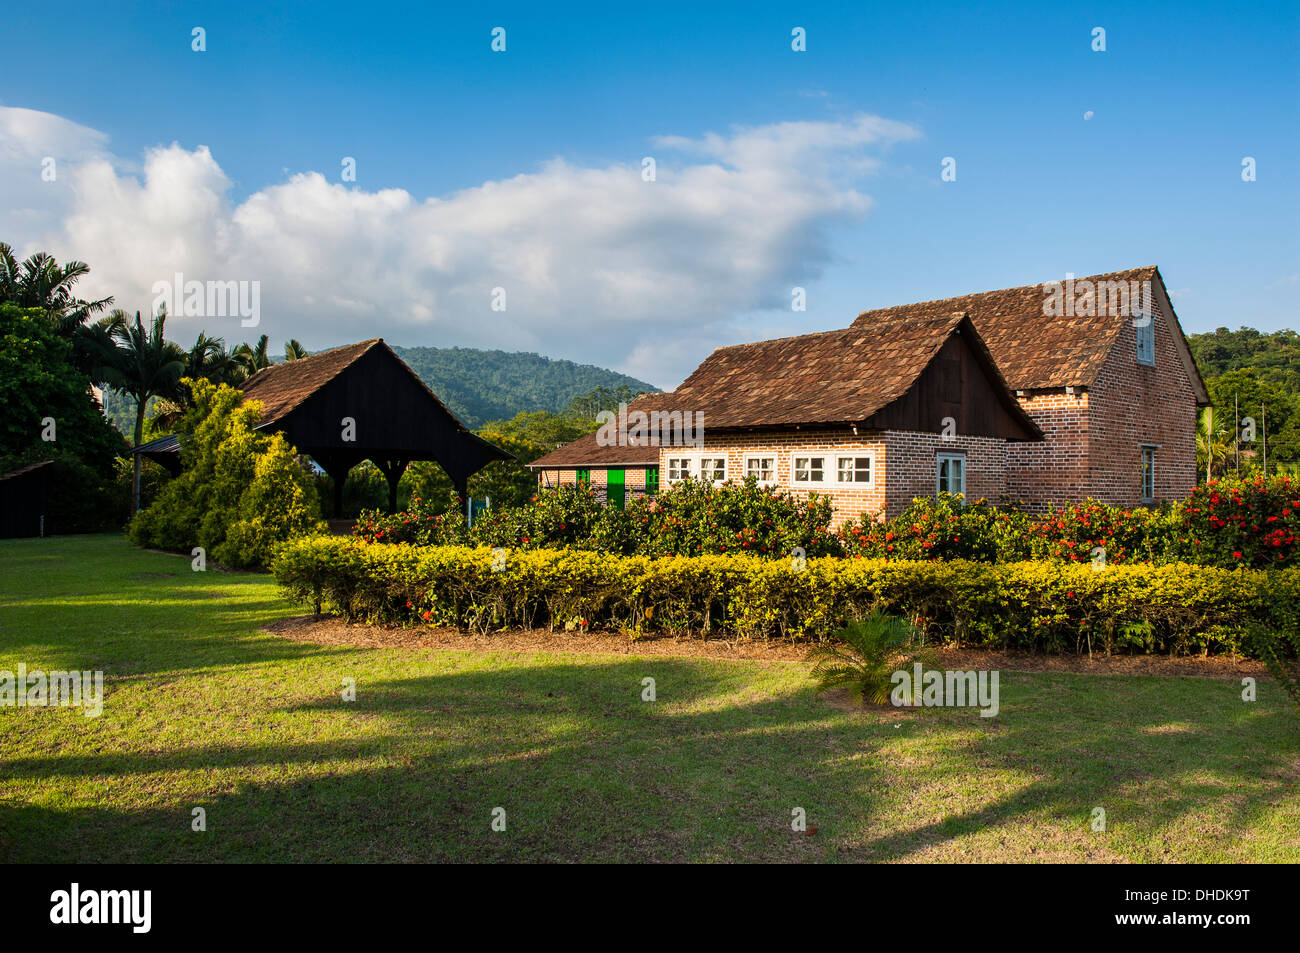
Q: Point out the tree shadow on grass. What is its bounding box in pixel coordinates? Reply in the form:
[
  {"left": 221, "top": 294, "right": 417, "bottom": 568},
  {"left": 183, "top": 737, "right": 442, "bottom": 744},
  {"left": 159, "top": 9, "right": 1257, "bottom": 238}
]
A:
[
  {"left": 2, "top": 657, "right": 1296, "bottom": 863},
  {"left": 850, "top": 673, "right": 1300, "bottom": 862},
  {"left": 0, "top": 658, "right": 882, "bottom": 862}
]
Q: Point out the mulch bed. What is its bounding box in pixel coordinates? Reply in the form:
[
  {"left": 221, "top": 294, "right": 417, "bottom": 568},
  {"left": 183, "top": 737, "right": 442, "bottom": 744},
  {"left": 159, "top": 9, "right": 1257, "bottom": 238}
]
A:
[{"left": 263, "top": 615, "right": 1268, "bottom": 677}]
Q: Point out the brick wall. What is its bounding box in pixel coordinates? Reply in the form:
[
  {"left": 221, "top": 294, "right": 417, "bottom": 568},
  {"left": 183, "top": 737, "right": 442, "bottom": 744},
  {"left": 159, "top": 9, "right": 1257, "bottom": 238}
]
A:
[
  {"left": 882, "top": 431, "right": 1007, "bottom": 515},
  {"left": 655, "top": 429, "right": 1008, "bottom": 525},
  {"left": 1083, "top": 300, "right": 1198, "bottom": 505},
  {"left": 1006, "top": 295, "right": 1199, "bottom": 510},
  {"left": 1005, "top": 390, "right": 1089, "bottom": 508}
]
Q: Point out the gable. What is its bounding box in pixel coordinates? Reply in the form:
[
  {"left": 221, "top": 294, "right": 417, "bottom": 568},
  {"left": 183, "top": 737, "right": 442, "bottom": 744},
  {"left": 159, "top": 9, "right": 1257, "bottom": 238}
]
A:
[{"left": 863, "top": 321, "right": 1041, "bottom": 440}]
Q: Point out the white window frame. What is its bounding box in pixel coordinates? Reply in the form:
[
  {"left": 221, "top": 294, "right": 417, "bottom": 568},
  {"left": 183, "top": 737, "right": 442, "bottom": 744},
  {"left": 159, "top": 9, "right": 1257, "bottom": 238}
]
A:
[
  {"left": 697, "top": 455, "right": 727, "bottom": 483},
  {"left": 665, "top": 453, "right": 728, "bottom": 485},
  {"left": 666, "top": 456, "right": 693, "bottom": 484},
  {"left": 833, "top": 453, "right": 875, "bottom": 488},
  {"left": 792, "top": 455, "right": 828, "bottom": 485},
  {"left": 936, "top": 452, "right": 966, "bottom": 497},
  {"left": 744, "top": 455, "right": 776, "bottom": 486},
  {"left": 1140, "top": 445, "right": 1156, "bottom": 502}
]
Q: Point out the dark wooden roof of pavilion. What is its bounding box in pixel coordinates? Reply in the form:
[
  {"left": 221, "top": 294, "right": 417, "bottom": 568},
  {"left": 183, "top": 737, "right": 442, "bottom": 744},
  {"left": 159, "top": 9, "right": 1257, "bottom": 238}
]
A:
[{"left": 134, "top": 339, "right": 511, "bottom": 488}]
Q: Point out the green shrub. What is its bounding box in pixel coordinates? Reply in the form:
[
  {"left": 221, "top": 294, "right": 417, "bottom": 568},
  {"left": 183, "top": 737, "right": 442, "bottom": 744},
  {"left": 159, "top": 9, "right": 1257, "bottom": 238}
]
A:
[
  {"left": 130, "top": 379, "right": 325, "bottom": 568},
  {"left": 1249, "top": 625, "right": 1300, "bottom": 713},
  {"left": 807, "top": 609, "right": 937, "bottom": 704},
  {"left": 271, "top": 536, "right": 1299, "bottom": 655},
  {"left": 214, "top": 433, "right": 327, "bottom": 567}
]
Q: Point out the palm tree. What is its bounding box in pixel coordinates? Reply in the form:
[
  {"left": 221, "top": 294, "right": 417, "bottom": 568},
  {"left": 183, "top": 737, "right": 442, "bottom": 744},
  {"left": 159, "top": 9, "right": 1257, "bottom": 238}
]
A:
[
  {"left": 150, "top": 333, "right": 240, "bottom": 430},
  {"left": 1197, "top": 406, "right": 1232, "bottom": 483},
  {"left": 807, "top": 609, "right": 937, "bottom": 706},
  {"left": 232, "top": 334, "right": 272, "bottom": 379},
  {"left": 284, "top": 339, "right": 309, "bottom": 361},
  {"left": 100, "top": 307, "right": 187, "bottom": 511},
  {"left": 0, "top": 243, "right": 114, "bottom": 333}
]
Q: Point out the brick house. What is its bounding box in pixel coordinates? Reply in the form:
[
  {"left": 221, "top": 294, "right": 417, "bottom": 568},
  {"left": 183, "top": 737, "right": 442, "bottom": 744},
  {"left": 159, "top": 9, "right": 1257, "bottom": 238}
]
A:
[{"left": 529, "top": 267, "right": 1209, "bottom": 522}]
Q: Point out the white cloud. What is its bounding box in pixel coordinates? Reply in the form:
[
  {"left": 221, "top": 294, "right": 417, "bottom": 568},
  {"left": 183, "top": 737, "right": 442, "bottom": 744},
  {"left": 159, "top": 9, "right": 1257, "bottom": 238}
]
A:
[{"left": 0, "top": 106, "right": 919, "bottom": 386}]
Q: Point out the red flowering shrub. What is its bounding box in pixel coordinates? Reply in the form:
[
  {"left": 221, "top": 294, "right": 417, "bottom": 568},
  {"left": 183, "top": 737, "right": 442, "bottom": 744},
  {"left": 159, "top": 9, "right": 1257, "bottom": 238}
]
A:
[
  {"left": 355, "top": 476, "right": 1300, "bottom": 571},
  {"left": 354, "top": 493, "right": 470, "bottom": 546},
  {"left": 470, "top": 482, "right": 607, "bottom": 549},
  {"left": 1173, "top": 475, "right": 1300, "bottom": 569},
  {"left": 838, "top": 494, "right": 1032, "bottom": 562},
  {"left": 1025, "top": 499, "right": 1173, "bottom": 566}
]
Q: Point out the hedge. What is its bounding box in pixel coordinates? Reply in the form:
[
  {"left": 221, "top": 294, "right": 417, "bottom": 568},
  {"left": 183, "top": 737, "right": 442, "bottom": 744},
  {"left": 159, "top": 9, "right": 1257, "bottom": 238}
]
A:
[{"left": 271, "top": 537, "right": 1300, "bottom": 656}]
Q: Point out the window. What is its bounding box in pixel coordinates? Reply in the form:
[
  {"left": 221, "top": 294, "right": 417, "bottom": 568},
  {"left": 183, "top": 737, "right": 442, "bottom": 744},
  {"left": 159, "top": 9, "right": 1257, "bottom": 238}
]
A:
[
  {"left": 666, "top": 457, "right": 692, "bottom": 483},
  {"left": 936, "top": 453, "right": 965, "bottom": 497},
  {"left": 793, "top": 456, "right": 826, "bottom": 483},
  {"left": 1135, "top": 316, "right": 1155, "bottom": 365},
  {"left": 699, "top": 457, "right": 727, "bottom": 482},
  {"left": 745, "top": 456, "right": 775, "bottom": 483},
  {"left": 836, "top": 456, "right": 873, "bottom": 485},
  {"left": 1140, "top": 446, "right": 1156, "bottom": 502}
]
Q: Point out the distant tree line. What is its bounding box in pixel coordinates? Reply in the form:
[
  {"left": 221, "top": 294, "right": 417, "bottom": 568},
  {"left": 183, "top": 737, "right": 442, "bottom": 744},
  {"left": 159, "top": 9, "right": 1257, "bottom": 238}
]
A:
[{"left": 1187, "top": 328, "right": 1300, "bottom": 477}]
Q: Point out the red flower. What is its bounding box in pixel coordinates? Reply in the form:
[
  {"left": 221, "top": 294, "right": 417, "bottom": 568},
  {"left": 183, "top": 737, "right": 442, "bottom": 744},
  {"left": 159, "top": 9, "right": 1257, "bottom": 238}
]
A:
[{"left": 1233, "top": 551, "right": 1242, "bottom": 559}]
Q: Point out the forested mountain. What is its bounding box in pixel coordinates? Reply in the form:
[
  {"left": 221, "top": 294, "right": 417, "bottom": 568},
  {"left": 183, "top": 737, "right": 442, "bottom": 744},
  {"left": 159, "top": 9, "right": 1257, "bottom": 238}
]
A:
[{"left": 391, "top": 346, "right": 656, "bottom": 429}]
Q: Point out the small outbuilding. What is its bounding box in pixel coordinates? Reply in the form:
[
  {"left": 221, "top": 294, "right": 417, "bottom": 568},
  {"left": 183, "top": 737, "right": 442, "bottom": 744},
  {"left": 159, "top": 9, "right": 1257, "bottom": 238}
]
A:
[{"left": 0, "top": 461, "right": 53, "bottom": 538}]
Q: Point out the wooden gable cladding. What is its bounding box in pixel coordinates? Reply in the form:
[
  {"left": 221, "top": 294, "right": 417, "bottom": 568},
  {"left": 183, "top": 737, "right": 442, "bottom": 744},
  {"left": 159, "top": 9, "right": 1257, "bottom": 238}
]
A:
[
  {"left": 862, "top": 320, "right": 1042, "bottom": 440},
  {"left": 269, "top": 342, "right": 509, "bottom": 486}
]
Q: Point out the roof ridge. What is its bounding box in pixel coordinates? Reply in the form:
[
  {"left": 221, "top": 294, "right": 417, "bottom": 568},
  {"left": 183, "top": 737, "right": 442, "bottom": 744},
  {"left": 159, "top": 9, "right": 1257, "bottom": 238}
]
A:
[
  {"left": 241, "top": 338, "right": 381, "bottom": 391},
  {"left": 852, "top": 266, "right": 1158, "bottom": 321},
  {"left": 708, "top": 308, "right": 966, "bottom": 356}
]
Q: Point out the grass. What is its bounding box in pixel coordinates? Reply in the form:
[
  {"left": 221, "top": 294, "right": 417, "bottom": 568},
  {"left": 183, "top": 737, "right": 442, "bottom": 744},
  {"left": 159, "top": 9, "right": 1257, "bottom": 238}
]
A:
[{"left": 0, "top": 534, "right": 1297, "bottom": 863}]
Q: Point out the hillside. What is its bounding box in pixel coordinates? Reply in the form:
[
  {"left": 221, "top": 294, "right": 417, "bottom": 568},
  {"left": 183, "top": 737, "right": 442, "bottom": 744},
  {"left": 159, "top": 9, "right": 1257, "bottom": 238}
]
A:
[{"left": 391, "top": 346, "right": 658, "bottom": 428}]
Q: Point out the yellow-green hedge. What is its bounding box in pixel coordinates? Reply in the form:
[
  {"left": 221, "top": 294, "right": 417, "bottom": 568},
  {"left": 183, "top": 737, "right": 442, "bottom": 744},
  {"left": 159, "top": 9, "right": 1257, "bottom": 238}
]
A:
[{"left": 271, "top": 538, "right": 1300, "bottom": 655}]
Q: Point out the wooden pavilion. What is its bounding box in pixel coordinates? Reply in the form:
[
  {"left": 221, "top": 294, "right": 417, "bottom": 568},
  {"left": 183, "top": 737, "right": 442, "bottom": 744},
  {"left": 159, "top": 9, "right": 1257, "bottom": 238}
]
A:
[{"left": 134, "top": 339, "right": 510, "bottom": 514}]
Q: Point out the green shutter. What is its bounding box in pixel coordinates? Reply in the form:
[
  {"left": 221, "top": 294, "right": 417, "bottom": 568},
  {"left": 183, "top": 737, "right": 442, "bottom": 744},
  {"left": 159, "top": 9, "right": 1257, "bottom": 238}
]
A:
[
  {"left": 607, "top": 468, "right": 625, "bottom": 509},
  {"left": 645, "top": 466, "right": 659, "bottom": 496},
  {"left": 575, "top": 467, "right": 590, "bottom": 487}
]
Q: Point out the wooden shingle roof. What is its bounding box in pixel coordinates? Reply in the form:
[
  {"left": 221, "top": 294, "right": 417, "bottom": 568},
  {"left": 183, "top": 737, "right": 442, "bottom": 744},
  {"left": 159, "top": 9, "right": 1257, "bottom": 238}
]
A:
[
  {"left": 850, "top": 266, "right": 1203, "bottom": 393},
  {"left": 239, "top": 339, "right": 381, "bottom": 425},
  {"left": 528, "top": 432, "right": 660, "bottom": 469},
  {"left": 639, "top": 309, "right": 975, "bottom": 430}
]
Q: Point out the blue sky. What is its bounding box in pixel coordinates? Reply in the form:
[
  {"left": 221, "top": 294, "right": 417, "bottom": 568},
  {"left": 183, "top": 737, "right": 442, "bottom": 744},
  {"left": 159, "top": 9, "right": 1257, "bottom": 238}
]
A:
[{"left": 2, "top": 0, "right": 1296, "bottom": 387}]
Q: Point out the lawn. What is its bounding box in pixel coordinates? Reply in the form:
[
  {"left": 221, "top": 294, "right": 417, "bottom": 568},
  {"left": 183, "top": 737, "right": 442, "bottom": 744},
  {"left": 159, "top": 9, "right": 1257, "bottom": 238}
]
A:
[{"left": 0, "top": 534, "right": 1296, "bottom": 863}]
